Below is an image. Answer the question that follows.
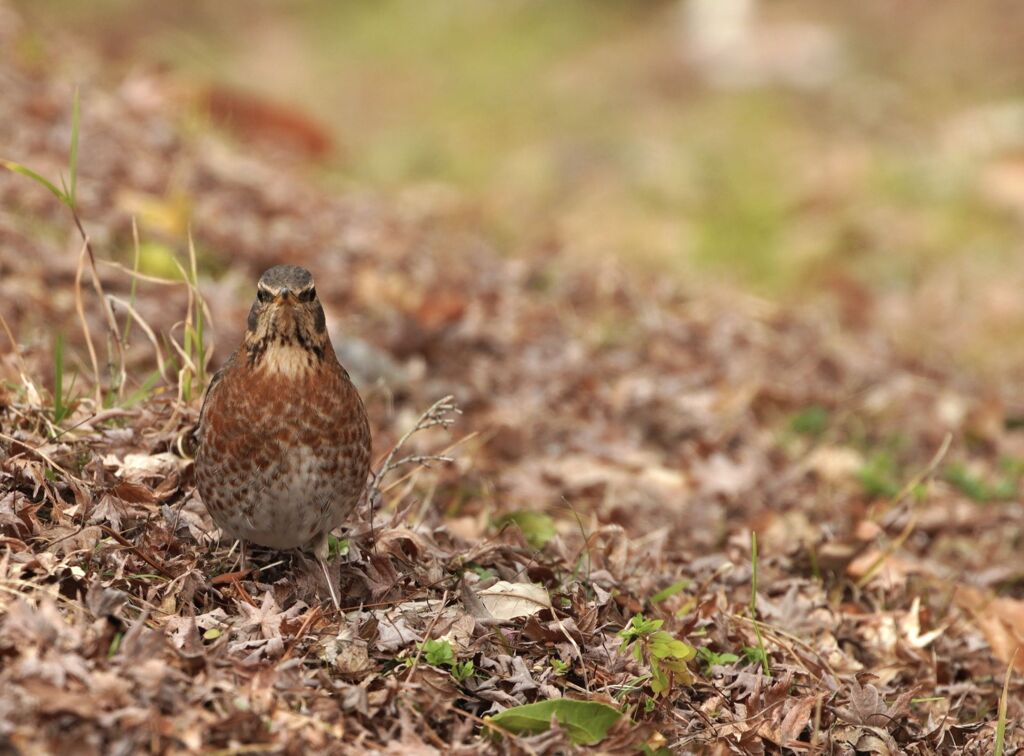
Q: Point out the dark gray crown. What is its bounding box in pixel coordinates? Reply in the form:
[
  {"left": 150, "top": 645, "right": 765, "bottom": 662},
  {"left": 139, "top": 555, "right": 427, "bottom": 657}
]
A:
[{"left": 257, "top": 265, "right": 314, "bottom": 293}]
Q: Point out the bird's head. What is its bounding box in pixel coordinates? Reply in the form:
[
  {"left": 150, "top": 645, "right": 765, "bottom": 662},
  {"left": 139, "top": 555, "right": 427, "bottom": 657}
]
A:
[{"left": 243, "top": 264, "right": 329, "bottom": 372}]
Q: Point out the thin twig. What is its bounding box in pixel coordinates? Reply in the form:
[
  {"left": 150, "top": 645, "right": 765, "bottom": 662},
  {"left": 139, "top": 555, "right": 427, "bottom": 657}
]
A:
[
  {"left": 98, "top": 525, "right": 176, "bottom": 579},
  {"left": 364, "top": 395, "right": 461, "bottom": 549},
  {"left": 374, "top": 394, "right": 461, "bottom": 483}
]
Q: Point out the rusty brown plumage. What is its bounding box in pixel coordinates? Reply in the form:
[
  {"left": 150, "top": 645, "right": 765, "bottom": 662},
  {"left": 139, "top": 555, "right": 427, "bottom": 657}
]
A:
[{"left": 195, "top": 265, "right": 371, "bottom": 572}]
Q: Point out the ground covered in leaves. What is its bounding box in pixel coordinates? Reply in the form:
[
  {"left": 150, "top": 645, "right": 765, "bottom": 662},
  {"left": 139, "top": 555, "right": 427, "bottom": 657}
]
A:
[{"left": 1, "top": 7, "right": 1024, "bottom": 754}]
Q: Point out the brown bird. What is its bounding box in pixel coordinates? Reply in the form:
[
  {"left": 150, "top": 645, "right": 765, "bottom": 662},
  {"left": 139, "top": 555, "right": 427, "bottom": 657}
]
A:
[{"left": 195, "top": 265, "right": 371, "bottom": 607}]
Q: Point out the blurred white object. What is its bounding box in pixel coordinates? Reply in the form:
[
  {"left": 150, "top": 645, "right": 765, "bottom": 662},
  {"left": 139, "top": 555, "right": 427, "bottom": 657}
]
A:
[
  {"left": 680, "top": 0, "right": 842, "bottom": 90},
  {"left": 942, "top": 101, "right": 1024, "bottom": 159}
]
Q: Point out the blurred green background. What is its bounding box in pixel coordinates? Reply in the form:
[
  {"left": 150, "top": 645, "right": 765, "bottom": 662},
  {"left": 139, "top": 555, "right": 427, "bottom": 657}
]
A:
[{"left": 13, "top": 0, "right": 1024, "bottom": 368}]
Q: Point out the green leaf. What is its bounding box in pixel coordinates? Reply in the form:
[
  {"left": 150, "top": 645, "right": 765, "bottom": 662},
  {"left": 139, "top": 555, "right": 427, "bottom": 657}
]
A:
[
  {"left": 203, "top": 628, "right": 222, "bottom": 640},
  {"left": 650, "top": 632, "right": 696, "bottom": 661},
  {"left": 650, "top": 661, "right": 670, "bottom": 695},
  {"left": 618, "top": 613, "right": 662, "bottom": 641},
  {"left": 486, "top": 699, "right": 622, "bottom": 745},
  {"left": 451, "top": 660, "right": 475, "bottom": 682},
  {"left": 650, "top": 579, "right": 690, "bottom": 604},
  {"left": 696, "top": 646, "right": 740, "bottom": 670},
  {"left": 497, "top": 510, "right": 556, "bottom": 549}
]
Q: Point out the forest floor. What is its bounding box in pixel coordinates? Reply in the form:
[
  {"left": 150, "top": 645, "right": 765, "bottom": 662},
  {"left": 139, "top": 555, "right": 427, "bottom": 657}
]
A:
[{"left": 1, "top": 7, "right": 1024, "bottom": 754}]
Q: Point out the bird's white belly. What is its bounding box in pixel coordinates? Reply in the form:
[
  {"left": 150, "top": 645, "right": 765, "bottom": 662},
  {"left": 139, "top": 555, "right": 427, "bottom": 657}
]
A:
[{"left": 229, "top": 445, "right": 338, "bottom": 549}]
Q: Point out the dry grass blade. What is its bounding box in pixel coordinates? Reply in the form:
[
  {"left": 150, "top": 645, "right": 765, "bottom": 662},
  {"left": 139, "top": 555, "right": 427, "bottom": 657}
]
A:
[
  {"left": 995, "top": 648, "right": 1018, "bottom": 756},
  {"left": 98, "top": 258, "right": 189, "bottom": 285},
  {"left": 73, "top": 237, "right": 102, "bottom": 408},
  {"left": 106, "top": 294, "right": 172, "bottom": 383}
]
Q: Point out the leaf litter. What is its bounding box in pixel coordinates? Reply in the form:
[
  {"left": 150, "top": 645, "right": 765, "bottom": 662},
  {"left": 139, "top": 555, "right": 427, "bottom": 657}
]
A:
[{"left": 0, "top": 6, "right": 1023, "bottom": 753}]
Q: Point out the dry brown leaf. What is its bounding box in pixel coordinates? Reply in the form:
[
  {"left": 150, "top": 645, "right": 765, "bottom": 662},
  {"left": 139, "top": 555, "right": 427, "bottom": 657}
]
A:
[
  {"left": 475, "top": 581, "right": 551, "bottom": 621},
  {"left": 955, "top": 585, "right": 1024, "bottom": 672}
]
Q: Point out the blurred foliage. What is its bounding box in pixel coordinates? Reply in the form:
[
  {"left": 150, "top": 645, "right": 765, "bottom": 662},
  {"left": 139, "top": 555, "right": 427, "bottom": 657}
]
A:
[{"left": 13, "top": 0, "right": 1024, "bottom": 303}]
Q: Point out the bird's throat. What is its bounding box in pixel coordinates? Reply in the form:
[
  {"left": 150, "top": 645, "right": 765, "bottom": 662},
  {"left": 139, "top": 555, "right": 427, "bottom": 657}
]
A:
[{"left": 252, "top": 342, "right": 325, "bottom": 377}]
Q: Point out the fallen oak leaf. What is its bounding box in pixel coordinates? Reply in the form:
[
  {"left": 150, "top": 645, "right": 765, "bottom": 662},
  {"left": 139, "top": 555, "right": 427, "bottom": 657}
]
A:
[{"left": 779, "top": 695, "right": 818, "bottom": 748}]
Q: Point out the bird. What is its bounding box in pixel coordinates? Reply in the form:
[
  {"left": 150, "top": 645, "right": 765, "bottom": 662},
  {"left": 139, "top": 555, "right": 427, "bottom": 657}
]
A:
[{"left": 195, "top": 264, "right": 372, "bottom": 608}]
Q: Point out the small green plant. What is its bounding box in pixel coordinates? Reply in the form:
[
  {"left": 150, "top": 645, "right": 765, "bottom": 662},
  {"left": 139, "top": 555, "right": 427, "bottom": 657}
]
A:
[
  {"left": 742, "top": 645, "right": 768, "bottom": 667},
  {"left": 944, "top": 461, "right": 1019, "bottom": 503},
  {"left": 495, "top": 510, "right": 556, "bottom": 549},
  {"left": 421, "top": 638, "right": 455, "bottom": 667},
  {"left": 789, "top": 405, "right": 829, "bottom": 437},
  {"left": 326, "top": 534, "right": 350, "bottom": 558},
  {"left": 857, "top": 451, "right": 901, "bottom": 498},
  {"left": 618, "top": 614, "right": 696, "bottom": 696},
  {"left": 468, "top": 564, "right": 497, "bottom": 580},
  {"left": 549, "top": 658, "right": 570, "bottom": 676},
  {"left": 696, "top": 646, "right": 740, "bottom": 673},
  {"left": 450, "top": 660, "right": 475, "bottom": 682},
  {"left": 418, "top": 639, "right": 475, "bottom": 683}
]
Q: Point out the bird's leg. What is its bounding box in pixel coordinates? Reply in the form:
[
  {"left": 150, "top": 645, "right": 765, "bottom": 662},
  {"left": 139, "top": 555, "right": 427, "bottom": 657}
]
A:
[
  {"left": 316, "top": 554, "right": 341, "bottom": 612},
  {"left": 313, "top": 531, "right": 341, "bottom": 611}
]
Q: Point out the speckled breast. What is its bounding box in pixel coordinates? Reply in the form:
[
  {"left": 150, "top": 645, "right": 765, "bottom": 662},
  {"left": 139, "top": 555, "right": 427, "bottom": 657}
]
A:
[{"left": 195, "top": 352, "right": 371, "bottom": 551}]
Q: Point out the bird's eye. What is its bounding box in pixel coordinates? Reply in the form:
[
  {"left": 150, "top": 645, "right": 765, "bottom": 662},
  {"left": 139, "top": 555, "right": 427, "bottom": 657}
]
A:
[
  {"left": 256, "top": 287, "right": 272, "bottom": 303},
  {"left": 298, "top": 286, "right": 316, "bottom": 303}
]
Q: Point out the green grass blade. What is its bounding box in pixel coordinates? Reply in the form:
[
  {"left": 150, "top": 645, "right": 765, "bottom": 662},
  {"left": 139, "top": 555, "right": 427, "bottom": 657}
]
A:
[
  {"left": 187, "top": 232, "right": 206, "bottom": 388},
  {"left": 123, "top": 367, "right": 165, "bottom": 407},
  {"left": 1, "top": 160, "right": 69, "bottom": 206},
  {"left": 53, "top": 333, "right": 66, "bottom": 425},
  {"left": 750, "top": 531, "right": 771, "bottom": 676},
  {"left": 69, "top": 87, "right": 80, "bottom": 208}
]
